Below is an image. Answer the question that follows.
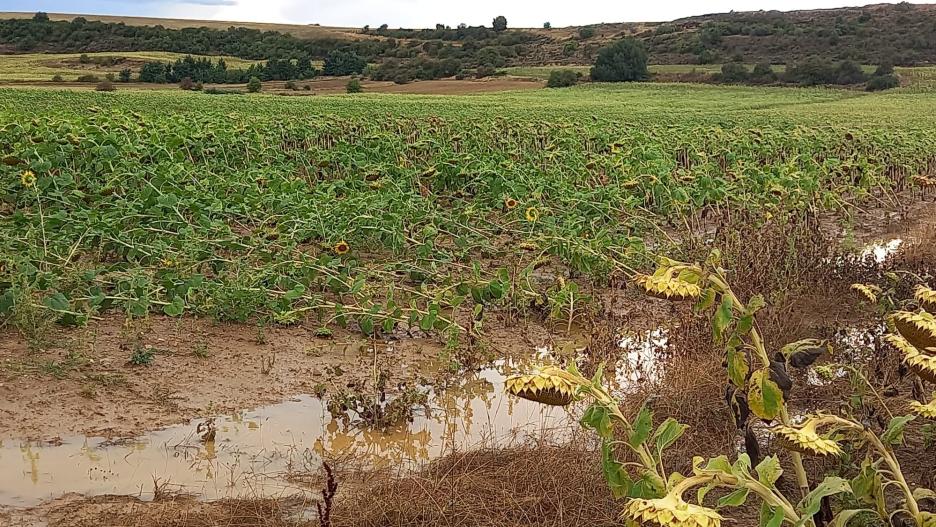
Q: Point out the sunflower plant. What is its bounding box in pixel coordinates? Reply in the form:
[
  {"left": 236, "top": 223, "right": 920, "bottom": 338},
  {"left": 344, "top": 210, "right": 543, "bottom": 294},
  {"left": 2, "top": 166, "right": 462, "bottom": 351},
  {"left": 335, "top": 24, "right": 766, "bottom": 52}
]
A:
[{"left": 633, "top": 250, "right": 819, "bottom": 497}]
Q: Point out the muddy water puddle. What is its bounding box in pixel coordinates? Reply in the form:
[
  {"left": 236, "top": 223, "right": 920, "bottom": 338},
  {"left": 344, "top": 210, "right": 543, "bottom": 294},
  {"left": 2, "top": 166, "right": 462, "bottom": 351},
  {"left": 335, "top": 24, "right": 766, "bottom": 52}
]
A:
[{"left": 0, "top": 330, "right": 669, "bottom": 508}]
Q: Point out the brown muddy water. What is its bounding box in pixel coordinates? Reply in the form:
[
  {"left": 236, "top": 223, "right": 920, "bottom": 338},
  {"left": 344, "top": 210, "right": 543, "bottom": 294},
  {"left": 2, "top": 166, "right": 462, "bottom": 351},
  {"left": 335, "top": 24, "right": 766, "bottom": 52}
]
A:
[{"left": 0, "top": 330, "right": 668, "bottom": 508}]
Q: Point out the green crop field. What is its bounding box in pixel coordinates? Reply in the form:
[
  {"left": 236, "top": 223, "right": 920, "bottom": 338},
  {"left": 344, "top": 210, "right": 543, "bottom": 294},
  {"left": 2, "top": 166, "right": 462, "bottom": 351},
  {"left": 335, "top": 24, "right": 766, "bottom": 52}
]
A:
[
  {"left": 0, "top": 52, "right": 261, "bottom": 81},
  {"left": 1, "top": 84, "right": 935, "bottom": 335}
]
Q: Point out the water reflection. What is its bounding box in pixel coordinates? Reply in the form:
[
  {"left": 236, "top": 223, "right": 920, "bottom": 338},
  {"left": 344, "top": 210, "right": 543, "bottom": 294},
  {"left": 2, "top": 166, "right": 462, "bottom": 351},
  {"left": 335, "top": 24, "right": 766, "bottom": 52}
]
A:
[{"left": 0, "top": 366, "right": 571, "bottom": 507}]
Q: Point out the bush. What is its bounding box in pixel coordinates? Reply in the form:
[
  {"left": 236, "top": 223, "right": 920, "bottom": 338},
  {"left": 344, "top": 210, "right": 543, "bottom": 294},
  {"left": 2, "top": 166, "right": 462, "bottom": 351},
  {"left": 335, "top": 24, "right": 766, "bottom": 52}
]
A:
[
  {"left": 179, "top": 76, "right": 195, "bottom": 90},
  {"left": 51, "top": 74, "right": 64, "bottom": 82},
  {"left": 562, "top": 41, "right": 579, "bottom": 56},
  {"left": 578, "top": 26, "right": 596, "bottom": 39},
  {"left": 76, "top": 74, "right": 99, "bottom": 83},
  {"left": 718, "top": 63, "right": 749, "bottom": 83},
  {"left": 302, "top": 84, "right": 311, "bottom": 91},
  {"left": 874, "top": 62, "right": 895, "bottom": 76},
  {"left": 95, "top": 80, "right": 115, "bottom": 92},
  {"left": 866, "top": 74, "right": 899, "bottom": 91},
  {"left": 492, "top": 16, "right": 507, "bottom": 32},
  {"left": 79, "top": 53, "right": 90, "bottom": 64},
  {"left": 104, "top": 72, "right": 115, "bottom": 82},
  {"left": 543, "top": 22, "right": 551, "bottom": 29},
  {"left": 285, "top": 79, "right": 298, "bottom": 90},
  {"left": 247, "top": 76, "right": 262, "bottom": 93},
  {"left": 590, "top": 38, "right": 648, "bottom": 82},
  {"left": 546, "top": 69, "right": 579, "bottom": 88},
  {"left": 750, "top": 62, "right": 777, "bottom": 83},
  {"left": 323, "top": 49, "right": 366, "bottom": 76},
  {"left": 204, "top": 87, "right": 242, "bottom": 95},
  {"left": 193, "top": 82, "right": 203, "bottom": 91},
  {"left": 346, "top": 79, "right": 362, "bottom": 93},
  {"left": 476, "top": 65, "right": 496, "bottom": 78},
  {"left": 393, "top": 72, "right": 411, "bottom": 84},
  {"left": 118, "top": 68, "right": 131, "bottom": 82},
  {"left": 835, "top": 60, "right": 868, "bottom": 84}
]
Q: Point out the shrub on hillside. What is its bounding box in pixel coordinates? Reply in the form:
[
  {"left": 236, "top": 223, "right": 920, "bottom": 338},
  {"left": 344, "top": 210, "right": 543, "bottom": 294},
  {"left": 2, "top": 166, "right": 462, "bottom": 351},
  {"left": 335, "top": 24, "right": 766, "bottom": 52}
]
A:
[
  {"left": 247, "top": 76, "right": 262, "bottom": 93},
  {"left": 750, "top": 62, "right": 777, "bottom": 83},
  {"left": 590, "top": 38, "right": 648, "bottom": 82},
  {"left": 76, "top": 74, "right": 99, "bottom": 83},
  {"left": 547, "top": 69, "right": 579, "bottom": 88},
  {"left": 179, "top": 76, "right": 195, "bottom": 90},
  {"left": 95, "top": 80, "right": 115, "bottom": 92},
  {"left": 323, "top": 49, "right": 366, "bottom": 76},
  {"left": 866, "top": 73, "right": 900, "bottom": 91},
  {"left": 718, "top": 62, "right": 749, "bottom": 83},
  {"left": 346, "top": 79, "right": 363, "bottom": 93}
]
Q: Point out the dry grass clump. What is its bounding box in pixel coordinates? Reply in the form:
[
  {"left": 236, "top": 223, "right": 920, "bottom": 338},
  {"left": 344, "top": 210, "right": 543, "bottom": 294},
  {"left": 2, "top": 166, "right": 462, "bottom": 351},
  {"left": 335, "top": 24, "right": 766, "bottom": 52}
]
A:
[
  {"left": 44, "top": 495, "right": 316, "bottom": 527},
  {"left": 332, "top": 438, "right": 617, "bottom": 527}
]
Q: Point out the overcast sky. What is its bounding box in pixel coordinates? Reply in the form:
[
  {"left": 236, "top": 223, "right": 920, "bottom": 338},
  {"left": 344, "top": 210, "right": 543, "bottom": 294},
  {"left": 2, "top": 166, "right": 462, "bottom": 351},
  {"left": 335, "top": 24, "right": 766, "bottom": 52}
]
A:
[{"left": 1, "top": 0, "right": 929, "bottom": 27}]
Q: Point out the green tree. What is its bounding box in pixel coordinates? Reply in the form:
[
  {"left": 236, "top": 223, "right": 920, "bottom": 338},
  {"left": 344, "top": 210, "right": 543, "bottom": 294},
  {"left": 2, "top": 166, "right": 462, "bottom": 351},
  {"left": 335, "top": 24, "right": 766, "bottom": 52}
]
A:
[
  {"left": 118, "top": 68, "right": 132, "bottom": 82},
  {"left": 590, "top": 38, "right": 648, "bottom": 82},
  {"left": 543, "top": 22, "right": 551, "bottom": 29},
  {"left": 346, "top": 78, "right": 363, "bottom": 93},
  {"left": 492, "top": 16, "right": 507, "bottom": 32},
  {"left": 719, "top": 63, "right": 749, "bottom": 83},
  {"left": 547, "top": 69, "right": 579, "bottom": 88},
  {"left": 323, "top": 49, "right": 366, "bottom": 76},
  {"left": 247, "top": 76, "right": 262, "bottom": 93}
]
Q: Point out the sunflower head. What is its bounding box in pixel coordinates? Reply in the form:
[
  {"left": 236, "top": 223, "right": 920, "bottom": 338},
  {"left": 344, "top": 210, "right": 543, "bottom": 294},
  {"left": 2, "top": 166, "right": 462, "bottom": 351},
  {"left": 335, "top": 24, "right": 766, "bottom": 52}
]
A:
[
  {"left": 885, "top": 333, "right": 936, "bottom": 384},
  {"left": 505, "top": 366, "right": 582, "bottom": 406},
  {"left": 851, "top": 283, "right": 881, "bottom": 304},
  {"left": 504, "top": 197, "right": 518, "bottom": 210},
  {"left": 334, "top": 240, "right": 350, "bottom": 255},
  {"left": 773, "top": 419, "right": 843, "bottom": 456},
  {"left": 20, "top": 169, "right": 37, "bottom": 188},
  {"left": 915, "top": 285, "right": 936, "bottom": 314},
  {"left": 525, "top": 207, "right": 539, "bottom": 222},
  {"left": 634, "top": 273, "right": 702, "bottom": 301},
  {"left": 909, "top": 396, "right": 936, "bottom": 419},
  {"left": 889, "top": 311, "right": 936, "bottom": 352},
  {"left": 621, "top": 494, "right": 722, "bottom": 527}
]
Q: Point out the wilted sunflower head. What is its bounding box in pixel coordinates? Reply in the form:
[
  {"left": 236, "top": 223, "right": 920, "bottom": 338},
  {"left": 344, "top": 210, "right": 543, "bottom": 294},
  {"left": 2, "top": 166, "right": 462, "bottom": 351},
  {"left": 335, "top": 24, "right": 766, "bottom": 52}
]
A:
[
  {"left": 621, "top": 494, "right": 722, "bottom": 527},
  {"left": 504, "top": 197, "right": 518, "bottom": 210},
  {"left": 885, "top": 333, "right": 936, "bottom": 384},
  {"left": 915, "top": 285, "right": 936, "bottom": 314},
  {"left": 851, "top": 283, "right": 881, "bottom": 304},
  {"left": 890, "top": 311, "right": 936, "bottom": 351},
  {"left": 20, "top": 169, "right": 37, "bottom": 188},
  {"left": 505, "top": 366, "right": 582, "bottom": 406},
  {"left": 773, "top": 419, "right": 843, "bottom": 456},
  {"left": 909, "top": 396, "right": 936, "bottom": 419},
  {"left": 334, "top": 240, "right": 350, "bottom": 255},
  {"left": 634, "top": 273, "right": 702, "bottom": 301},
  {"left": 524, "top": 207, "right": 539, "bottom": 222}
]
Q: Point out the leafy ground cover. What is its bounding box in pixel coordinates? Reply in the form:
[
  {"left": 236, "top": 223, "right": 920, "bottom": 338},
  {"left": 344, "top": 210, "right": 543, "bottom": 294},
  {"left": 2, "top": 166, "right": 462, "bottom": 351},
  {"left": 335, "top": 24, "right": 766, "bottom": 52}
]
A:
[{"left": 1, "top": 84, "right": 935, "bottom": 345}]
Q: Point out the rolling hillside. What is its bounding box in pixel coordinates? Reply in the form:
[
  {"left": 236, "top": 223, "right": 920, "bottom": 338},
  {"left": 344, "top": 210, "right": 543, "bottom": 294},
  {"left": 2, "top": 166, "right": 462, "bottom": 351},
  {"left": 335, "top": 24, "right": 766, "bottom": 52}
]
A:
[{"left": 2, "top": 3, "right": 935, "bottom": 70}]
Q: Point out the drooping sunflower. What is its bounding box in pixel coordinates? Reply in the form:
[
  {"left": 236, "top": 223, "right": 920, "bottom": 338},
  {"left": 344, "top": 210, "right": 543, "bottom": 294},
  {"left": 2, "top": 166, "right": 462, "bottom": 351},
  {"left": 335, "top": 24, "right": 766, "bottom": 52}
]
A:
[
  {"left": 909, "top": 396, "right": 936, "bottom": 419},
  {"left": 851, "top": 283, "right": 881, "bottom": 304},
  {"left": 634, "top": 273, "right": 702, "bottom": 301},
  {"left": 915, "top": 285, "right": 936, "bottom": 314},
  {"left": 334, "top": 240, "right": 350, "bottom": 255},
  {"left": 525, "top": 207, "right": 539, "bottom": 222},
  {"left": 773, "top": 419, "right": 843, "bottom": 456},
  {"left": 890, "top": 311, "right": 936, "bottom": 352},
  {"left": 621, "top": 494, "right": 722, "bottom": 527},
  {"left": 504, "top": 197, "right": 518, "bottom": 210},
  {"left": 505, "top": 366, "right": 581, "bottom": 406},
  {"left": 884, "top": 333, "right": 936, "bottom": 383},
  {"left": 20, "top": 169, "right": 37, "bottom": 188}
]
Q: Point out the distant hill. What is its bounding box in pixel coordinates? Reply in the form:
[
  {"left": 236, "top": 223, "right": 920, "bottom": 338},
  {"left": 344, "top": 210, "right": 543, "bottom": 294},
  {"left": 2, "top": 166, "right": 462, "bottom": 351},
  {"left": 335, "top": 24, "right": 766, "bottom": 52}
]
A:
[
  {"left": 0, "top": 12, "right": 372, "bottom": 41},
  {"left": 2, "top": 3, "right": 935, "bottom": 70}
]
